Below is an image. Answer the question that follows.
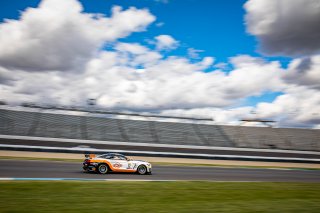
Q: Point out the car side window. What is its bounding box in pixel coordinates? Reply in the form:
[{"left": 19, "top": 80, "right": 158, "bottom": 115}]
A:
[
  {"left": 99, "top": 155, "right": 112, "bottom": 159},
  {"left": 113, "top": 155, "right": 126, "bottom": 160}
]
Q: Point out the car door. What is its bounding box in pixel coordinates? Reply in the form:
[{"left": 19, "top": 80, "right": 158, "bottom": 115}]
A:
[{"left": 108, "top": 156, "right": 128, "bottom": 170}]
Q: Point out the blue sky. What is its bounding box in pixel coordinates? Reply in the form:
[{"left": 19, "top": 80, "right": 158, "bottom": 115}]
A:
[{"left": 0, "top": 0, "right": 319, "bottom": 127}]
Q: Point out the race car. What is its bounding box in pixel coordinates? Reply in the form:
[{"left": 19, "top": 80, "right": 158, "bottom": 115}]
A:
[{"left": 83, "top": 153, "right": 152, "bottom": 175}]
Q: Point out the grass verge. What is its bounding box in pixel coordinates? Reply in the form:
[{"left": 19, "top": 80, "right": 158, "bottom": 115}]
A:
[{"left": 0, "top": 182, "right": 320, "bottom": 213}]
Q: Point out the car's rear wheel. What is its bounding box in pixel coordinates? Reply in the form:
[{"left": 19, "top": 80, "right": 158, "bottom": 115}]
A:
[
  {"left": 97, "top": 164, "right": 108, "bottom": 174},
  {"left": 137, "top": 165, "right": 147, "bottom": 175}
]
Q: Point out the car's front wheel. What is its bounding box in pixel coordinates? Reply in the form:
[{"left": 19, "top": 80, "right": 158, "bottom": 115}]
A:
[
  {"left": 97, "top": 164, "right": 108, "bottom": 174},
  {"left": 137, "top": 165, "right": 147, "bottom": 175}
]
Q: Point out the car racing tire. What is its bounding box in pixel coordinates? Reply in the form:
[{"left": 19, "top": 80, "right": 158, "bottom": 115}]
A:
[
  {"left": 137, "top": 165, "right": 147, "bottom": 175},
  {"left": 97, "top": 164, "right": 108, "bottom": 174}
]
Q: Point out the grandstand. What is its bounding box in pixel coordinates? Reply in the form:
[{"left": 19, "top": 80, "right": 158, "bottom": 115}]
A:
[{"left": 0, "top": 108, "right": 319, "bottom": 151}]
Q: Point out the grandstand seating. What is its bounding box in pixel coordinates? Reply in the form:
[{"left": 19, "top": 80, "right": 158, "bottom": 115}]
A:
[{"left": 0, "top": 108, "right": 319, "bottom": 151}]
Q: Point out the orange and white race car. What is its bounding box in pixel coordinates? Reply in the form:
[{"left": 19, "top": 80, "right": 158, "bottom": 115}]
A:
[{"left": 83, "top": 153, "right": 152, "bottom": 175}]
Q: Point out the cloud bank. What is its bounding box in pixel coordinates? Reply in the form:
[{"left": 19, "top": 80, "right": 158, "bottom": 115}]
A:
[{"left": 0, "top": 0, "right": 320, "bottom": 128}]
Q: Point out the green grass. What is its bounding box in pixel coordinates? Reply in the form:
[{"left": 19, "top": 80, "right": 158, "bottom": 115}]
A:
[{"left": 0, "top": 182, "right": 319, "bottom": 213}]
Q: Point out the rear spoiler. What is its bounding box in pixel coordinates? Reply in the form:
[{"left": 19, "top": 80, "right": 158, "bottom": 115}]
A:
[{"left": 85, "top": 154, "right": 96, "bottom": 159}]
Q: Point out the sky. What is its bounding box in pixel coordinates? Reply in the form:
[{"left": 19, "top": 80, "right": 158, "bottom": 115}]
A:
[{"left": 0, "top": 0, "right": 319, "bottom": 128}]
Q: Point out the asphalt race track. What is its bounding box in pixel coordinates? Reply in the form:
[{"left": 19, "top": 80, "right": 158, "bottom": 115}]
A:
[{"left": 0, "top": 159, "right": 320, "bottom": 182}]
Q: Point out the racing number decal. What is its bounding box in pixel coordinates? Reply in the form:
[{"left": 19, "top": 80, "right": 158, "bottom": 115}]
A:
[{"left": 127, "top": 163, "right": 137, "bottom": 169}]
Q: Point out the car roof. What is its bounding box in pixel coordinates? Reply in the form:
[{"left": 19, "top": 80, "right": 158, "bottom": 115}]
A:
[{"left": 99, "top": 153, "right": 126, "bottom": 157}]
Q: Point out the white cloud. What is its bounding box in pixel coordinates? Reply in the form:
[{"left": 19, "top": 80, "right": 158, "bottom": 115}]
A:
[
  {"left": 244, "top": 0, "right": 320, "bottom": 56},
  {"left": 159, "top": 107, "right": 254, "bottom": 125},
  {"left": 187, "top": 48, "right": 204, "bottom": 59},
  {"left": 226, "top": 55, "right": 284, "bottom": 96},
  {"left": 115, "top": 42, "right": 149, "bottom": 55},
  {"left": 284, "top": 55, "right": 320, "bottom": 89},
  {"left": 155, "top": 22, "right": 164, "bottom": 27},
  {"left": 255, "top": 86, "right": 320, "bottom": 127},
  {"left": 1, "top": 53, "right": 285, "bottom": 111},
  {"left": 160, "top": 84, "right": 320, "bottom": 128},
  {"left": 0, "top": 0, "right": 155, "bottom": 71},
  {"left": 155, "top": 35, "right": 178, "bottom": 50},
  {"left": 114, "top": 42, "right": 162, "bottom": 67},
  {"left": 214, "top": 62, "right": 228, "bottom": 70}
]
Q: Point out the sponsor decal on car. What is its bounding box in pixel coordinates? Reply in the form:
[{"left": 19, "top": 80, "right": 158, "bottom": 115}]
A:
[{"left": 113, "top": 162, "right": 122, "bottom": 168}]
